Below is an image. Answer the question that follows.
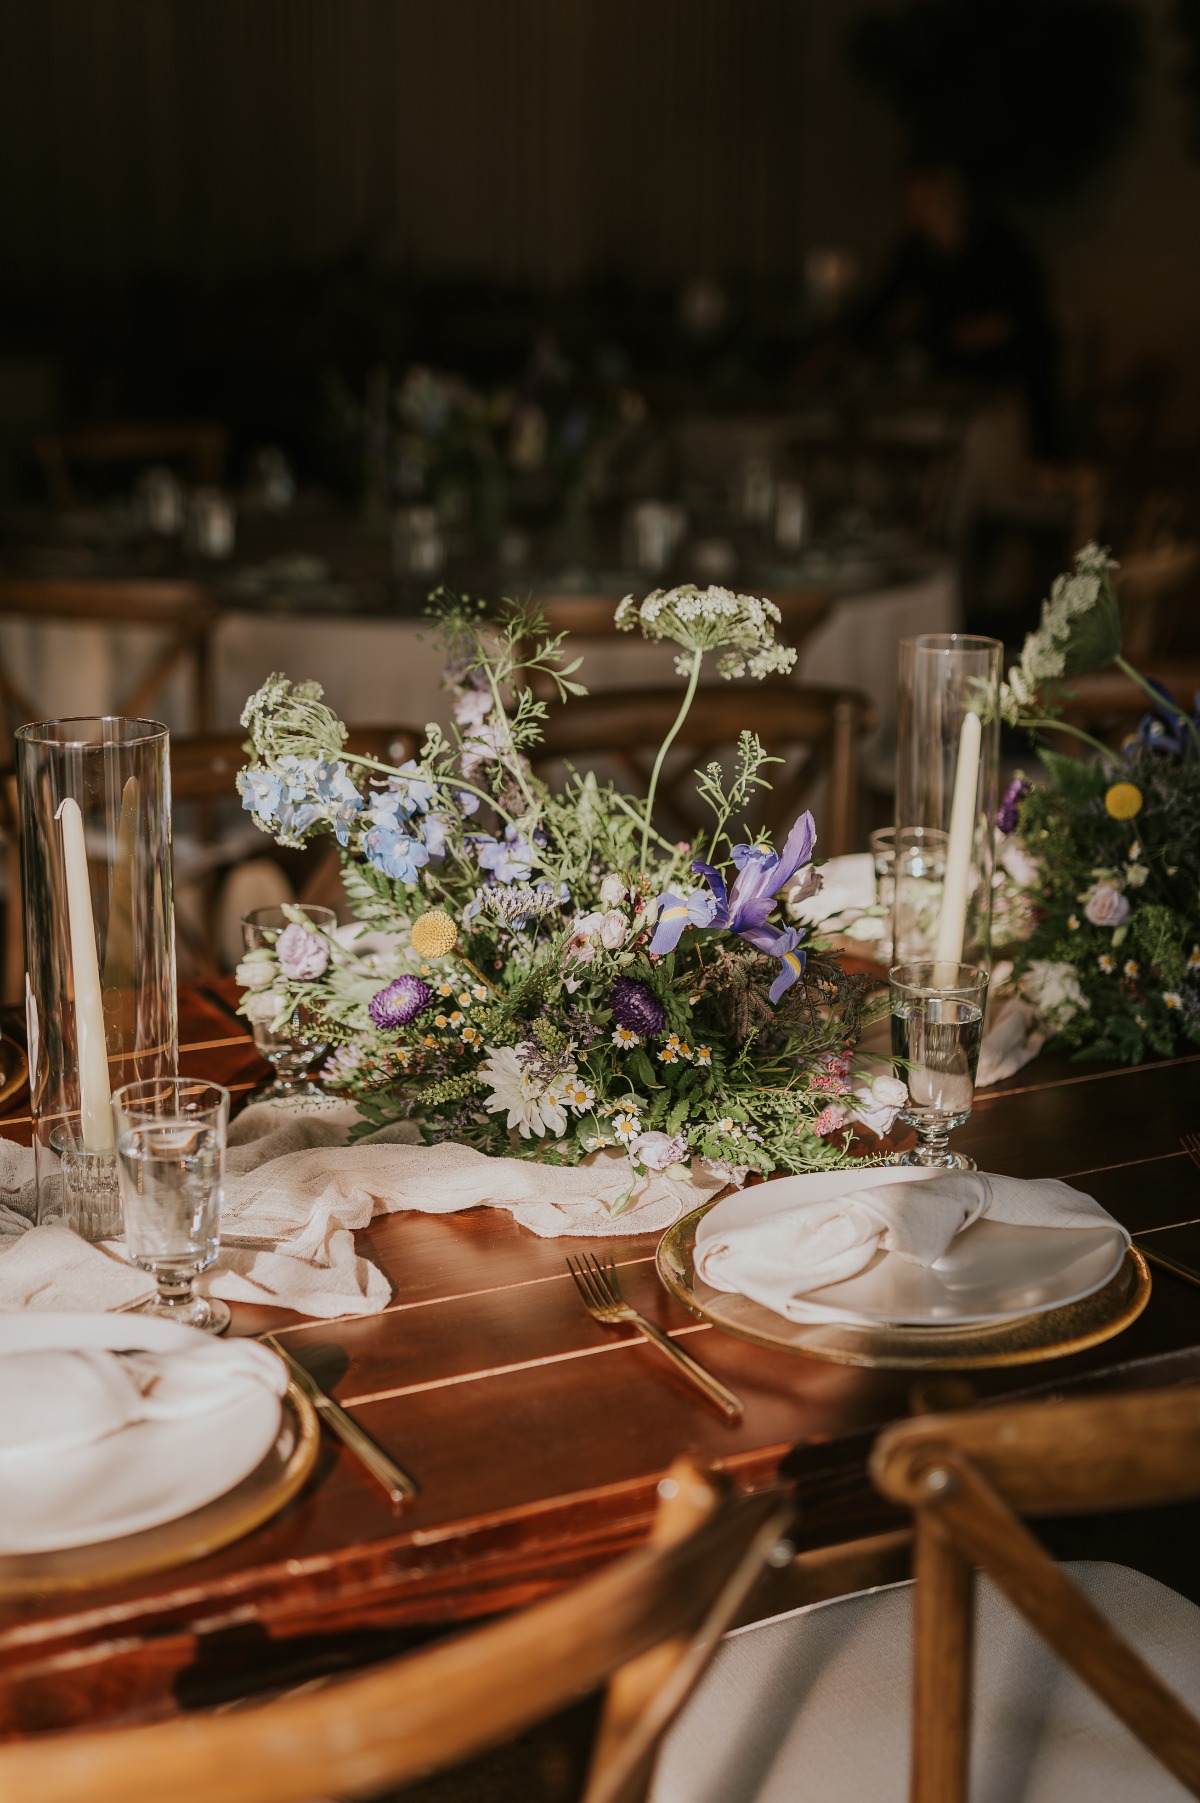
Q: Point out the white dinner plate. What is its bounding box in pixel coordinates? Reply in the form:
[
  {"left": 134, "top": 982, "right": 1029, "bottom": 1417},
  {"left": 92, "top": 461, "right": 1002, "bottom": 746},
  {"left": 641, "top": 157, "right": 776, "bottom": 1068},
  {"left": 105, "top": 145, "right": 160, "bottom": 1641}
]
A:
[
  {"left": 698, "top": 1168, "right": 1128, "bottom": 1327},
  {"left": 0, "top": 1314, "right": 284, "bottom": 1554}
]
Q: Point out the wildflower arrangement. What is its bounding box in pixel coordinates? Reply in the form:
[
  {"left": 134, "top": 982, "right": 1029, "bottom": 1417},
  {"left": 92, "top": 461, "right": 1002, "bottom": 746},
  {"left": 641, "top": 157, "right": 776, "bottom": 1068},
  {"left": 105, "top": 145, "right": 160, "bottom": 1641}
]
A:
[
  {"left": 997, "top": 544, "right": 1200, "bottom": 1063},
  {"left": 235, "top": 584, "right": 890, "bottom": 1208}
]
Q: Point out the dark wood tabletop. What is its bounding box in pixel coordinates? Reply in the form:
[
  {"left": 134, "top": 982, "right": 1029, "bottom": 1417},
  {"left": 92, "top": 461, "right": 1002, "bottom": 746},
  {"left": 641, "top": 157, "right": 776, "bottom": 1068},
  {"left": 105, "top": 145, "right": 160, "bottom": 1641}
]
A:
[{"left": 2, "top": 981, "right": 1199, "bottom": 1737}]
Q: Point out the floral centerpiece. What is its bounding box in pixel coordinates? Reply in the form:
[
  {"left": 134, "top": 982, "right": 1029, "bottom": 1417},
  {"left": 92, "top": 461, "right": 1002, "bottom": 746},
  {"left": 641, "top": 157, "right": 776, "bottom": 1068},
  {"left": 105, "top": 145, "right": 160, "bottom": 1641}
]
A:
[
  {"left": 235, "top": 585, "right": 897, "bottom": 1208},
  {"left": 998, "top": 544, "right": 1200, "bottom": 1062}
]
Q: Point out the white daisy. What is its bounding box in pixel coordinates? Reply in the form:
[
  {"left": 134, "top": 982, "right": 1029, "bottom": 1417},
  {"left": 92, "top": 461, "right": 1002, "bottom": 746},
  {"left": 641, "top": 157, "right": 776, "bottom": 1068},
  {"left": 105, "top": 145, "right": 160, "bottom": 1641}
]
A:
[
  {"left": 612, "top": 1026, "right": 641, "bottom": 1047},
  {"left": 613, "top": 1114, "right": 641, "bottom": 1141},
  {"left": 479, "top": 1045, "right": 572, "bottom": 1140}
]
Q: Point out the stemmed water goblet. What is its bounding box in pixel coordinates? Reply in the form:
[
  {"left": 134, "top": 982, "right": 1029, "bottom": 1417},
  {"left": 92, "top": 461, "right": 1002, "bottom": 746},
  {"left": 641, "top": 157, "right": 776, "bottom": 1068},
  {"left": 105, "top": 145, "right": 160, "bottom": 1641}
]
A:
[
  {"left": 889, "top": 961, "right": 989, "bottom": 1171},
  {"left": 112, "top": 1077, "right": 230, "bottom": 1334},
  {"left": 240, "top": 904, "right": 336, "bottom": 1103}
]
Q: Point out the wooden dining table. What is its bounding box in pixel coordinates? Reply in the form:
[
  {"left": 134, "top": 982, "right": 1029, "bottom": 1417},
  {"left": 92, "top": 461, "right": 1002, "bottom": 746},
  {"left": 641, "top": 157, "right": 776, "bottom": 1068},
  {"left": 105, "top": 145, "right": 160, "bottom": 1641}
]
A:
[{"left": 2, "top": 980, "right": 1199, "bottom": 1738}]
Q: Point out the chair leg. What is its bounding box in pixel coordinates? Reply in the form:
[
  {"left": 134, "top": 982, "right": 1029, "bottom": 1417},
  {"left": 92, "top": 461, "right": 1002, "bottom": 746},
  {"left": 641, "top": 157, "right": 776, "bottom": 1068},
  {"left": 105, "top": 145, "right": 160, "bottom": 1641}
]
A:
[{"left": 911, "top": 1510, "right": 973, "bottom": 1803}]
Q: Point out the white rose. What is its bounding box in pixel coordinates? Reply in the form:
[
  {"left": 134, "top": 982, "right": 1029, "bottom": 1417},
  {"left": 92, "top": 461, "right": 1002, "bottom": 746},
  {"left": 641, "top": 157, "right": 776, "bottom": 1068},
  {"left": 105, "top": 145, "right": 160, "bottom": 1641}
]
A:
[
  {"left": 243, "top": 989, "right": 285, "bottom": 1023},
  {"left": 1083, "top": 883, "right": 1130, "bottom": 929},
  {"left": 235, "top": 957, "right": 277, "bottom": 992},
  {"left": 599, "top": 873, "right": 627, "bottom": 907},
  {"left": 597, "top": 909, "right": 628, "bottom": 950},
  {"left": 1020, "top": 959, "right": 1088, "bottom": 1026}
]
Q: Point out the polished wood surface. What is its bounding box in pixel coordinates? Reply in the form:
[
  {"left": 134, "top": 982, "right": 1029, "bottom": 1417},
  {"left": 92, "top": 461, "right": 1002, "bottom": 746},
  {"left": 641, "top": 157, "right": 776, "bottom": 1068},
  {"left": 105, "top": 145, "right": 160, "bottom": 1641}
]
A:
[
  {"left": 873, "top": 1389, "right": 1200, "bottom": 1802},
  {"left": 1, "top": 983, "right": 1199, "bottom": 1736},
  {"left": 0, "top": 1459, "right": 792, "bottom": 1803}
]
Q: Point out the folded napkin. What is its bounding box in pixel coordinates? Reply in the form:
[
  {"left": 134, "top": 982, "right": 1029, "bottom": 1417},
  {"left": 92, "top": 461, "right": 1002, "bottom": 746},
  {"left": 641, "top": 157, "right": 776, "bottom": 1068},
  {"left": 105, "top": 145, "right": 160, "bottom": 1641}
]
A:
[
  {"left": 0, "top": 1103, "right": 724, "bottom": 1321},
  {"left": 694, "top": 1167, "right": 1128, "bottom": 1323},
  {"left": 0, "top": 1337, "right": 285, "bottom": 1464}
]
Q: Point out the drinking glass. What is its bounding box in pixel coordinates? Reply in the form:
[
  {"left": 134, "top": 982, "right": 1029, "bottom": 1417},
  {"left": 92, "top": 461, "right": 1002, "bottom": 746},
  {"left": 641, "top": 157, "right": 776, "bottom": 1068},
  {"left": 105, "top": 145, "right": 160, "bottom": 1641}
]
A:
[
  {"left": 890, "top": 962, "right": 989, "bottom": 1170},
  {"left": 112, "top": 1077, "right": 230, "bottom": 1333},
  {"left": 890, "top": 826, "right": 948, "bottom": 965},
  {"left": 241, "top": 905, "right": 335, "bottom": 1102}
]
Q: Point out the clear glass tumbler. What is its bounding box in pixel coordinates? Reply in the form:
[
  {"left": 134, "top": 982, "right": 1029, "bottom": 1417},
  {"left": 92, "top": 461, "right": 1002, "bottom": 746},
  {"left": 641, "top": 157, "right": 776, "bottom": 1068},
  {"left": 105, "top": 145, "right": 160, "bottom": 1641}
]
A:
[
  {"left": 112, "top": 1077, "right": 230, "bottom": 1333},
  {"left": 889, "top": 961, "right": 990, "bottom": 1171},
  {"left": 240, "top": 904, "right": 335, "bottom": 1102}
]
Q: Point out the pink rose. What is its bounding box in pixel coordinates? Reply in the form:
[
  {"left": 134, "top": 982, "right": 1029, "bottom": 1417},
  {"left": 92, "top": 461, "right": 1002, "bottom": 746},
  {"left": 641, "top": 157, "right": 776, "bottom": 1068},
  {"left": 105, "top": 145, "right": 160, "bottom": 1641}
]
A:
[
  {"left": 1083, "top": 883, "right": 1131, "bottom": 928},
  {"left": 275, "top": 922, "right": 329, "bottom": 980}
]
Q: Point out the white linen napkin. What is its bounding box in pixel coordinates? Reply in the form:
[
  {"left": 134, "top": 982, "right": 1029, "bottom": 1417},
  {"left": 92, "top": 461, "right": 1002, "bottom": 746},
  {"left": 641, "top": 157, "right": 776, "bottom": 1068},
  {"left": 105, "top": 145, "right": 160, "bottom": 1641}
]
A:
[
  {"left": 0, "top": 1103, "right": 724, "bottom": 1320},
  {"left": 0, "top": 1337, "right": 285, "bottom": 1464},
  {"left": 694, "top": 1166, "right": 1128, "bottom": 1323}
]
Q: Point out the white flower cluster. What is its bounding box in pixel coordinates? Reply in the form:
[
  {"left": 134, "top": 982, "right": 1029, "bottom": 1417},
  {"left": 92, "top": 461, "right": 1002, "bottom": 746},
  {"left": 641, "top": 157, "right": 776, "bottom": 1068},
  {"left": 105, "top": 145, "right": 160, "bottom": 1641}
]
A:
[
  {"left": 616, "top": 585, "right": 796, "bottom": 681},
  {"left": 999, "top": 543, "right": 1119, "bottom": 725}
]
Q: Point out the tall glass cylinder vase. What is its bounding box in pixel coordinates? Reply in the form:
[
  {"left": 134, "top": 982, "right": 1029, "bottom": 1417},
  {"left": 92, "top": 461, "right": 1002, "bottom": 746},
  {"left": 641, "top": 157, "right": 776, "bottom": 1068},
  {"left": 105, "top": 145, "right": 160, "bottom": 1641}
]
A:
[
  {"left": 895, "top": 635, "right": 1002, "bottom": 974},
  {"left": 16, "top": 718, "right": 178, "bottom": 1236}
]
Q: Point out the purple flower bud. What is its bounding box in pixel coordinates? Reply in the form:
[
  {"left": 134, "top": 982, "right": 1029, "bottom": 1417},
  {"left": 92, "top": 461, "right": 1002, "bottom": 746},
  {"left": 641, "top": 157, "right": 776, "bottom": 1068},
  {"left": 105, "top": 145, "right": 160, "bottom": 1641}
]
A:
[
  {"left": 609, "top": 976, "right": 665, "bottom": 1037},
  {"left": 996, "top": 777, "right": 1031, "bottom": 836},
  {"left": 369, "top": 975, "right": 434, "bottom": 1030}
]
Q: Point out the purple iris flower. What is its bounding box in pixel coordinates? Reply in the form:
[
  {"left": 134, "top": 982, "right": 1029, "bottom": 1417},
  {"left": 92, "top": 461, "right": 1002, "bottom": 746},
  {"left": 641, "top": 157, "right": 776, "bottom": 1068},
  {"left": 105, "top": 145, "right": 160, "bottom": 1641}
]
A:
[
  {"left": 1135, "top": 680, "right": 1200, "bottom": 758},
  {"left": 649, "top": 810, "right": 815, "bottom": 1002}
]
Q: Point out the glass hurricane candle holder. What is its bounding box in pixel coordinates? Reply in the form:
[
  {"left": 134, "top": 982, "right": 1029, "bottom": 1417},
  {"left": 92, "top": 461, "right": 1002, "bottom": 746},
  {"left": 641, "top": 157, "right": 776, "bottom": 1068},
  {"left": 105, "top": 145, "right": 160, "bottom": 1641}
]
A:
[
  {"left": 895, "top": 634, "right": 1002, "bottom": 974},
  {"left": 16, "top": 717, "right": 178, "bottom": 1237}
]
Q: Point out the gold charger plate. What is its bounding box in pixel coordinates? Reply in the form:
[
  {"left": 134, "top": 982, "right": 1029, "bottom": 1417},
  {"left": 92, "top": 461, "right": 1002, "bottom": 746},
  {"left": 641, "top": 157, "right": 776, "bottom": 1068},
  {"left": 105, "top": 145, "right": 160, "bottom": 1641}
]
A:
[
  {"left": 656, "top": 1201, "right": 1151, "bottom": 1371},
  {"left": 0, "top": 1031, "right": 29, "bottom": 1113},
  {"left": 0, "top": 1381, "right": 319, "bottom": 1598}
]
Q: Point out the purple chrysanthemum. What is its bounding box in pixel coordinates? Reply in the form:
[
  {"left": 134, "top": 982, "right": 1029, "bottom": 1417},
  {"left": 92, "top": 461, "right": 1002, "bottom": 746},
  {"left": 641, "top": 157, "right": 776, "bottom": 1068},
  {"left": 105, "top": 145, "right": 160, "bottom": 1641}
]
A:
[
  {"left": 609, "top": 976, "right": 665, "bottom": 1037},
  {"left": 369, "top": 975, "right": 433, "bottom": 1031},
  {"left": 996, "top": 776, "right": 1031, "bottom": 836}
]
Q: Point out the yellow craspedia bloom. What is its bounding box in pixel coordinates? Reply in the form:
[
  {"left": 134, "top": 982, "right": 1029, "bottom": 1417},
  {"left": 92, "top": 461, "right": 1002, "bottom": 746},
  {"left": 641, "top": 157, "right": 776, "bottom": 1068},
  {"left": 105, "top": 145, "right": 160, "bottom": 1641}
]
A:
[
  {"left": 1104, "top": 782, "right": 1143, "bottom": 820},
  {"left": 410, "top": 909, "right": 458, "bottom": 958}
]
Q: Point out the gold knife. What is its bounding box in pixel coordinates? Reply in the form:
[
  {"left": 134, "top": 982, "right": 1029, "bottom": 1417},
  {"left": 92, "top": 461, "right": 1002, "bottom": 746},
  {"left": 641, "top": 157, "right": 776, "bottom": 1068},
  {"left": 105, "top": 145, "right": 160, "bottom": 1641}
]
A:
[
  {"left": 1134, "top": 1240, "right": 1200, "bottom": 1292},
  {"left": 263, "top": 1334, "right": 419, "bottom": 1505}
]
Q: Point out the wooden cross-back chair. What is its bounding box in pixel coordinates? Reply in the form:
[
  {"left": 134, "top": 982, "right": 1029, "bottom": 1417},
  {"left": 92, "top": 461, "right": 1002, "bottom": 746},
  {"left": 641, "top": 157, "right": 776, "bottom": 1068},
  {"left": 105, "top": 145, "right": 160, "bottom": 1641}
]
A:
[
  {"left": 533, "top": 680, "right": 876, "bottom": 856},
  {"left": 872, "top": 1385, "right": 1200, "bottom": 1802},
  {"left": 0, "top": 576, "right": 220, "bottom": 744},
  {"left": 33, "top": 420, "right": 228, "bottom": 512},
  {"left": 649, "top": 1384, "right": 1200, "bottom": 1803},
  {"left": 0, "top": 1458, "right": 793, "bottom": 1803},
  {"left": 523, "top": 590, "right": 834, "bottom": 699}
]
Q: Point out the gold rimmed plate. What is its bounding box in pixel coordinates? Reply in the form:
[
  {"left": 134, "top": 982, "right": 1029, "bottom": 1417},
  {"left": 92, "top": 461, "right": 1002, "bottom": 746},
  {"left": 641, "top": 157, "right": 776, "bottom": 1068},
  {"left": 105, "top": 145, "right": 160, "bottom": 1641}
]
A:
[
  {"left": 0, "top": 1383, "right": 319, "bottom": 1598},
  {"left": 657, "top": 1200, "right": 1151, "bottom": 1371}
]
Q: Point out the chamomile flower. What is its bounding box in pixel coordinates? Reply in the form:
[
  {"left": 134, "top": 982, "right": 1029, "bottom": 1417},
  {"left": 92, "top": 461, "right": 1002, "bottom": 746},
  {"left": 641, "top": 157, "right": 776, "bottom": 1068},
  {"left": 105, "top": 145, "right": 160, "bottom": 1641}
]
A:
[
  {"left": 563, "top": 1080, "right": 596, "bottom": 1111},
  {"left": 1163, "top": 991, "right": 1184, "bottom": 1010},
  {"left": 1098, "top": 953, "right": 1115, "bottom": 973},
  {"left": 437, "top": 982, "right": 454, "bottom": 997},
  {"left": 1067, "top": 915, "right": 1080, "bottom": 931},
  {"left": 582, "top": 1134, "right": 612, "bottom": 1152},
  {"left": 448, "top": 1010, "right": 464, "bottom": 1026},
  {"left": 613, "top": 1114, "right": 641, "bottom": 1142},
  {"left": 473, "top": 984, "right": 488, "bottom": 1001},
  {"left": 1124, "top": 960, "right": 1140, "bottom": 978},
  {"left": 460, "top": 1026, "right": 482, "bottom": 1046},
  {"left": 658, "top": 1045, "right": 679, "bottom": 1063},
  {"left": 434, "top": 1013, "right": 449, "bottom": 1028},
  {"left": 457, "top": 992, "right": 472, "bottom": 1008},
  {"left": 1189, "top": 946, "right": 1200, "bottom": 970},
  {"left": 612, "top": 1025, "right": 642, "bottom": 1048},
  {"left": 694, "top": 1046, "right": 712, "bottom": 1065}
]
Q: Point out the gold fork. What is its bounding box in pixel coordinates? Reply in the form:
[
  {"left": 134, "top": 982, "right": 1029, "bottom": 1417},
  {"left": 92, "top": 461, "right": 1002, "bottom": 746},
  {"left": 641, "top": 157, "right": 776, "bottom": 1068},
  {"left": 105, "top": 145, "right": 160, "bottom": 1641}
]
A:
[
  {"left": 1182, "top": 1132, "right": 1200, "bottom": 1172},
  {"left": 566, "top": 1251, "right": 744, "bottom": 1420}
]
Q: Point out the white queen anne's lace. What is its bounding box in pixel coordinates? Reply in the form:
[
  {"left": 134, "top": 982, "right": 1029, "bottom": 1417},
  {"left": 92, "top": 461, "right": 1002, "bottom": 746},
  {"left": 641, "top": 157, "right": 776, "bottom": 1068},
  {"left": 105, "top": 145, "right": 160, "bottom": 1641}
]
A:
[
  {"left": 999, "top": 543, "right": 1119, "bottom": 724},
  {"left": 616, "top": 584, "right": 796, "bottom": 681}
]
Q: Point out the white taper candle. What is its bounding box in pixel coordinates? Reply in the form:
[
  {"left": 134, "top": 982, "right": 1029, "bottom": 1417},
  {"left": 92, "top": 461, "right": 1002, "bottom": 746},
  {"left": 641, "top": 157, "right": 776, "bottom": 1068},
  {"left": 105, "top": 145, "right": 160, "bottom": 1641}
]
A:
[
  {"left": 933, "top": 709, "right": 982, "bottom": 975},
  {"left": 57, "top": 797, "right": 114, "bottom": 1153}
]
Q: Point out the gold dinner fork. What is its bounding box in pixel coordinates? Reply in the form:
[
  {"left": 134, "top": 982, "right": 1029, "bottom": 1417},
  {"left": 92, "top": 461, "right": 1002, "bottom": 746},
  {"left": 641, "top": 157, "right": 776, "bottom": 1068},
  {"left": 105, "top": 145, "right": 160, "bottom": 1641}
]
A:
[{"left": 566, "top": 1251, "right": 744, "bottom": 1420}]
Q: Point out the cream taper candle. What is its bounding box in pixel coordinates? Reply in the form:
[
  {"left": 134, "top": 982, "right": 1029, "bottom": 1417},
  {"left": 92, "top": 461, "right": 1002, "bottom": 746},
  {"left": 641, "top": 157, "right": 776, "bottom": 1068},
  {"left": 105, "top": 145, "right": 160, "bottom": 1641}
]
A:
[
  {"left": 57, "top": 796, "right": 114, "bottom": 1153},
  {"left": 933, "top": 709, "right": 981, "bottom": 973}
]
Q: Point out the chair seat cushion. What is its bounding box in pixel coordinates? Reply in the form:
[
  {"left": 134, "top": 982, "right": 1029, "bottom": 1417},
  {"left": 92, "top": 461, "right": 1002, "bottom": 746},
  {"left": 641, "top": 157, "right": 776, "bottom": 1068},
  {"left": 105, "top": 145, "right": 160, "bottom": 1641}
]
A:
[{"left": 650, "top": 1561, "right": 1200, "bottom": 1803}]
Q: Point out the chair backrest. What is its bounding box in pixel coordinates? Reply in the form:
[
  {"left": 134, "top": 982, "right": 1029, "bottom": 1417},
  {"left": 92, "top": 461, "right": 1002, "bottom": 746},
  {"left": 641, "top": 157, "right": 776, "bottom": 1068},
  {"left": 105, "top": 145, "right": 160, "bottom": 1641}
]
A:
[
  {"left": 1114, "top": 541, "right": 1200, "bottom": 663},
  {"left": 0, "top": 1457, "right": 792, "bottom": 1803},
  {"left": 1055, "top": 657, "right": 1200, "bottom": 749},
  {"left": 34, "top": 421, "right": 228, "bottom": 510},
  {"left": 870, "top": 1385, "right": 1200, "bottom": 1803},
  {"left": 0, "top": 576, "right": 220, "bottom": 738},
  {"left": 533, "top": 680, "right": 876, "bottom": 856}
]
